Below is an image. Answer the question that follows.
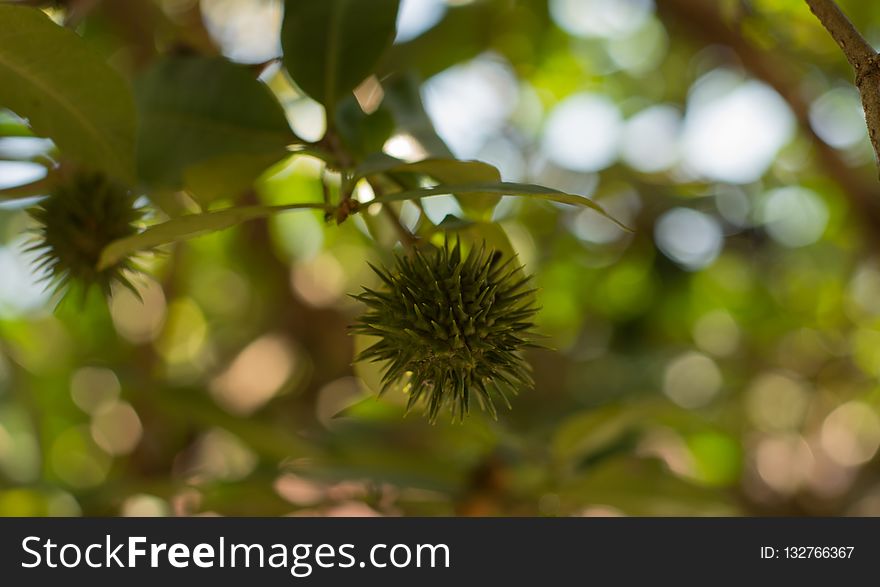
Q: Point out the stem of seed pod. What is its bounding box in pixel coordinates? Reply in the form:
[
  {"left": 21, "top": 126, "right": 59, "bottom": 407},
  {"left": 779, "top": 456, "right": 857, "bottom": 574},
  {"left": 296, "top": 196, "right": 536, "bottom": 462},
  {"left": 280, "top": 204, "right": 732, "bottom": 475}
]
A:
[
  {"left": 382, "top": 172, "right": 435, "bottom": 230},
  {"left": 367, "top": 177, "right": 419, "bottom": 248},
  {"left": 320, "top": 168, "right": 332, "bottom": 207}
]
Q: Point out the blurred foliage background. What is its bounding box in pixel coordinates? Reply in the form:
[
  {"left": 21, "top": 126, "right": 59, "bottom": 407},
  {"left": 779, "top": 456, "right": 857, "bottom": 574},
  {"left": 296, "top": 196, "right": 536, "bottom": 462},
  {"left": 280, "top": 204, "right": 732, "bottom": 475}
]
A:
[{"left": 3, "top": 0, "right": 880, "bottom": 517}]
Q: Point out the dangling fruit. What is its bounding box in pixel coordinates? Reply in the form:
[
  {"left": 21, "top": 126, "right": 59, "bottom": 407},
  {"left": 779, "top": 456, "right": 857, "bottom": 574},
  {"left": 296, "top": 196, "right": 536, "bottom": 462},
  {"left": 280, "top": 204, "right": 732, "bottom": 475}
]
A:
[
  {"left": 28, "top": 171, "right": 142, "bottom": 297},
  {"left": 352, "top": 241, "right": 539, "bottom": 422}
]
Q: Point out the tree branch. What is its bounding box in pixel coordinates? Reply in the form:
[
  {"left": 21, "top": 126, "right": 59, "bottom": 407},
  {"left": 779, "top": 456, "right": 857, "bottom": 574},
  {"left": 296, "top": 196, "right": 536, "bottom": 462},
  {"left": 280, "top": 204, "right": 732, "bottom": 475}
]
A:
[
  {"left": 805, "top": 0, "right": 880, "bottom": 175},
  {"left": 805, "top": 0, "right": 876, "bottom": 68}
]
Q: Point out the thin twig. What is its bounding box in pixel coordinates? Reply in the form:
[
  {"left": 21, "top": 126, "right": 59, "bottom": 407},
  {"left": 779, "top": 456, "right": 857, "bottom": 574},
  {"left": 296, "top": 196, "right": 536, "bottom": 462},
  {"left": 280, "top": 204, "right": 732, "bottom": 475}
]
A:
[
  {"left": 320, "top": 168, "right": 332, "bottom": 206},
  {"left": 385, "top": 172, "right": 435, "bottom": 228},
  {"left": 805, "top": 0, "right": 880, "bottom": 175},
  {"left": 382, "top": 204, "right": 419, "bottom": 248}
]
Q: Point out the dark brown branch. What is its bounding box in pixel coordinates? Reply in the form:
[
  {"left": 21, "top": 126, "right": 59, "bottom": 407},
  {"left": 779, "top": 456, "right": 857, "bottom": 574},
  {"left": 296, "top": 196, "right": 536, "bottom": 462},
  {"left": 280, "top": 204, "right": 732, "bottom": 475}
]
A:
[
  {"left": 805, "top": 0, "right": 876, "bottom": 69},
  {"left": 805, "top": 0, "right": 880, "bottom": 175}
]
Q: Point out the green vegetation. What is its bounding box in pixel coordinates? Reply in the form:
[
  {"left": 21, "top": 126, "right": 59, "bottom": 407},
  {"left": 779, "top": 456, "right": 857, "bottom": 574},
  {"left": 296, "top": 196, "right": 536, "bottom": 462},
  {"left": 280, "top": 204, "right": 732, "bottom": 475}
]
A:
[{"left": 0, "top": 0, "right": 879, "bottom": 517}]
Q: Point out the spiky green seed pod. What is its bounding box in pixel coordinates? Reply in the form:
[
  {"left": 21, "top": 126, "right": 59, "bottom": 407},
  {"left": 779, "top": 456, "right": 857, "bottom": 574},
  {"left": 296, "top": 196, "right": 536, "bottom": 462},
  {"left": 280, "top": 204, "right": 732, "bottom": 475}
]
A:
[
  {"left": 27, "top": 172, "right": 142, "bottom": 297},
  {"left": 352, "top": 242, "right": 539, "bottom": 423}
]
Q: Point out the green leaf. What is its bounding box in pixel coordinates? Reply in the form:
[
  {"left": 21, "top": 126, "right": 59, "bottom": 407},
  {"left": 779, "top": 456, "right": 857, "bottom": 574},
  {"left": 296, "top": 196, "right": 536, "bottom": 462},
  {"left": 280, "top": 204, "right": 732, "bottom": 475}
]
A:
[
  {"left": 355, "top": 156, "right": 498, "bottom": 184},
  {"left": 333, "top": 394, "right": 402, "bottom": 421},
  {"left": 432, "top": 214, "right": 475, "bottom": 232},
  {"left": 281, "top": 0, "right": 400, "bottom": 112},
  {"left": 552, "top": 405, "right": 639, "bottom": 464},
  {"left": 334, "top": 95, "right": 395, "bottom": 159},
  {"left": 440, "top": 220, "right": 517, "bottom": 257},
  {"left": 135, "top": 56, "right": 295, "bottom": 188},
  {"left": 0, "top": 5, "right": 136, "bottom": 179},
  {"left": 353, "top": 152, "right": 407, "bottom": 179},
  {"left": 380, "top": 0, "right": 501, "bottom": 79},
  {"left": 183, "top": 152, "right": 285, "bottom": 206},
  {"left": 373, "top": 181, "right": 631, "bottom": 229},
  {"left": 354, "top": 155, "right": 504, "bottom": 218},
  {"left": 98, "top": 203, "right": 329, "bottom": 269},
  {"left": 560, "top": 458, "right": 739, "bottom": 516},
  {"left": 389, "top": 158, "right": 504, "bottom": 219},
  {"left": 154, "top": 389, "right": 316, "bottom": 462},
  {"left": 391, "top": 159, "right": 501, "bottom": 184}
]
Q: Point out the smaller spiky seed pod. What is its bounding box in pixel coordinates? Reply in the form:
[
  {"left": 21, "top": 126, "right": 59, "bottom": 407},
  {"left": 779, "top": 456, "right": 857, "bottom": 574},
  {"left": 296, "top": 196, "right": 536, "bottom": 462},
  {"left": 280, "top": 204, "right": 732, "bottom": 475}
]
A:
[
  {"left": 352, "top": 241, "right": 539, "bottom": 423},
  {"left": 27, "top": 172, "right": 142, "bottom": 297}
]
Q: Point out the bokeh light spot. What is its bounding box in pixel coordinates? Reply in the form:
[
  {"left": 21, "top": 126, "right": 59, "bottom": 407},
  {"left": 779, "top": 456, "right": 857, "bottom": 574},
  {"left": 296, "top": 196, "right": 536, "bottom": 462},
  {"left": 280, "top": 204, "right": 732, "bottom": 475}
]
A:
[
  {"left": 549, "top": 0, "right": 654, "bottom": 39},
  {"left": 692, "top": 310, "right": 740, "bottom": 357},
  {"left": 210, "top": 335, "right": 296, "bottom": 415},
  {"left": 663, "top": 351, "right": 722, "bottom": 409},
  {"left": 201, "top": 0, "right": 282, "bottom": 63},
  {"left": 682, "top": 71, "right": 794, "bottom": 183},
  {"left": 821, "top": 402, "right": 880, "bottom": 467},
  {"left": 395, "top": 0, "right": 446, "bottom": 43},
  {"left": 541, "top": 93, "right": 622, "bottom": 173},
  {"left": 423, "top": 55, "right": 519, "bottom": 158},
  {"left": 90, "top": 400, "right": 143, "bottom": 456},
  {"left": 759, "top": 186, "right": 828, "bottom": 248},
  {"left": 755, "top": 434, "right": 813, "bottom": 494},
  {"left": 809, "top": 86, "right": 867, "bottom": 149},
  {"left": 70, "top": 367, "right": 121, "bottom": 414},
  {"left": 621, "top": 105, "right": 681, "bottom": 173},
  {"left": 655, "top": 208, "right": 723, "bottom": 270},
  {"left": 745, "top": 372, "right": 810, "bottom": 432},
  {"left": 290, "top": 252, "right": 346, "bottom": 308},
  {"left": 121, "top": 494, "right": 170, "bottom": 517},
  {"left": 110, "top": 278, "right": 167, "bottom": 344},
  {"left": 185, "top": 428, "right": 257, "bottom": 483},
  {"left": 50, "top": 427, "right": 110, "bottom": 489}
]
